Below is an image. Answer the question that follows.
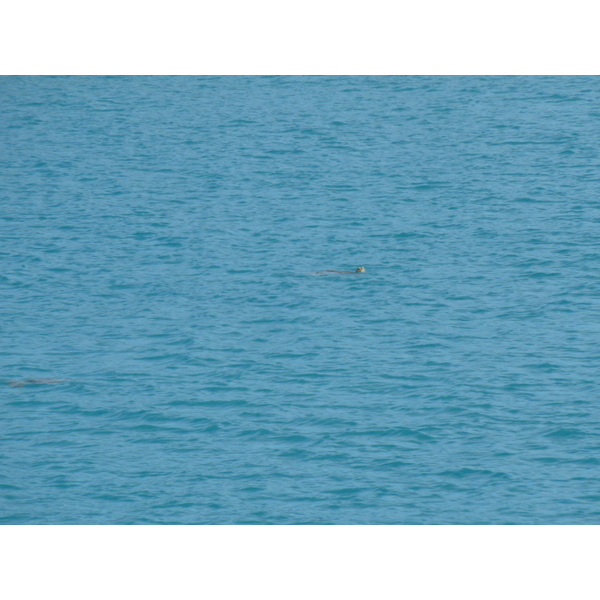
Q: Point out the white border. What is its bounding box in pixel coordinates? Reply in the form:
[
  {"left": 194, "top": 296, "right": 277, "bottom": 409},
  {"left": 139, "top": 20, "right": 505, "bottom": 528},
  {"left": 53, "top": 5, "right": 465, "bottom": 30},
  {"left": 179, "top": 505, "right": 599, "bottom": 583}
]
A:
[
  {"left": 2, "top": 526, "right": 599, "bottom": 599},
  {"left": 1, "top": 1, "right": 599, "bottom": 74}
]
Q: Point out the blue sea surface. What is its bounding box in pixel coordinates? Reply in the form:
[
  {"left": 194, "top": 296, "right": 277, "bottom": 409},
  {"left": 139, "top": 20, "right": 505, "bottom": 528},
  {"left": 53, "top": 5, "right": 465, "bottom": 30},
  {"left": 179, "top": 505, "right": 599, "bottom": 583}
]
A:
[{"left": 2, "top": 76, "right": 600, "bottom": 524}]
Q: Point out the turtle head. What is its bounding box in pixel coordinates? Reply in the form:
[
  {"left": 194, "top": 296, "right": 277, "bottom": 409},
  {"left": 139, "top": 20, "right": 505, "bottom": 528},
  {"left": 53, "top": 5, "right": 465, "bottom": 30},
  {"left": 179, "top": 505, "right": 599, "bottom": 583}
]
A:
[{"left": 356, "top": 266, "right": 366, "bottom": 273}]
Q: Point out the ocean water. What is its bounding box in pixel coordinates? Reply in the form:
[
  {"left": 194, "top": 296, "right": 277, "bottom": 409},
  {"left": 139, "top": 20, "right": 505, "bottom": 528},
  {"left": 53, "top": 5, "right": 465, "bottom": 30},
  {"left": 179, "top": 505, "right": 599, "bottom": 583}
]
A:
[{"left": 2, "top": 76, "right": 600, "bottom": 524}]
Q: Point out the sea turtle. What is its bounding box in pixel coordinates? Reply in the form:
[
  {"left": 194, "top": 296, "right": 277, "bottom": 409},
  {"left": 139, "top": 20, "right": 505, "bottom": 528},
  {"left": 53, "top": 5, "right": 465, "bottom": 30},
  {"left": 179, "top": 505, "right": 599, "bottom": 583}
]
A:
[
  {"left": 312, "top": 266, "right": 366, "bottom": 275},
  {"left": 8, "top": 379, "right": 65, "bottom": 388}
]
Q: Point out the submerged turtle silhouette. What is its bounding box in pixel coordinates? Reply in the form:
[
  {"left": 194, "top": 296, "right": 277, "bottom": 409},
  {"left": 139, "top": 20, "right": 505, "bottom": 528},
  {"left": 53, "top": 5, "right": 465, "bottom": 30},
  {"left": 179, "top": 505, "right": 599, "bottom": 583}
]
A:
[
  {"left": 312, "top": 266, "right": 366, "bottom": 275},
  {"left": 8, "top": 379, "right": 65, "bottom": 388}
]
